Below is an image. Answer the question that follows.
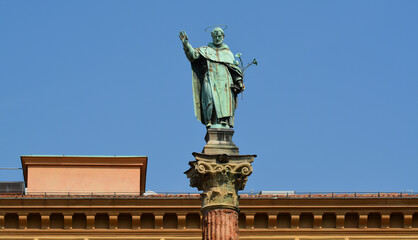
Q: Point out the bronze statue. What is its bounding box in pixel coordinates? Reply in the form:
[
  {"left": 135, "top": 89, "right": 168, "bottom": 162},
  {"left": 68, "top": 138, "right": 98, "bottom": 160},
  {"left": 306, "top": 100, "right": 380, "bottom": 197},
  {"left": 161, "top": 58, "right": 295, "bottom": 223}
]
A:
[{"left": 179, "top": 27, "right": 244, "bottom": 128}]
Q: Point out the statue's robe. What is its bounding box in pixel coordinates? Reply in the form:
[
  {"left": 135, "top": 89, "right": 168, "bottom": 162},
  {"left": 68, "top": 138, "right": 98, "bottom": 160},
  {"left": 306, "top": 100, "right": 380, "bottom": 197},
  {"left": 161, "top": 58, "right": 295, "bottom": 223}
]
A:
[{"left": 185, "top": 42, "right": 242, "bottom": 127}]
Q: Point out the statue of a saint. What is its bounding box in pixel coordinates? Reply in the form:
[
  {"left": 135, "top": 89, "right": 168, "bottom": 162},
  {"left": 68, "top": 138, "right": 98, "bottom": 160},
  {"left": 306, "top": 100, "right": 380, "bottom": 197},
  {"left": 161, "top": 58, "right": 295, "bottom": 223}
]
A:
[{"left": 179, "top": 27, "right": 244, "bottom": 128}]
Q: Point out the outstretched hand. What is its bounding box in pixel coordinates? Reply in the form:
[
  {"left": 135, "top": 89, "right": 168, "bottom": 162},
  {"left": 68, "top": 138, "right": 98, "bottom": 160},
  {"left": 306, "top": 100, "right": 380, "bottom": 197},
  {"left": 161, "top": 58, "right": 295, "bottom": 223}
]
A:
[{"left": 179, "top": 30, "right": 188, "bottom": 45}]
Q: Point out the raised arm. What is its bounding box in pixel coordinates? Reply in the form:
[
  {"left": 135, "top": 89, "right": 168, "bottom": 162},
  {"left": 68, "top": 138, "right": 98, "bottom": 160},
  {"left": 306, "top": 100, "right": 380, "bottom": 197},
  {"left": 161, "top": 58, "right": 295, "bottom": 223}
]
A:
[{"left": 179, "top": 30, "right": 200, "bottom": 62}]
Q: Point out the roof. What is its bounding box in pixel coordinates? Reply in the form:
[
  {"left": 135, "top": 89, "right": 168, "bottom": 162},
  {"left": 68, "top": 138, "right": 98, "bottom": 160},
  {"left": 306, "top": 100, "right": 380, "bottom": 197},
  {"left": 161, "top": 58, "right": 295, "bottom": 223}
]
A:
[{"left": 1, "top": 192, "right": 417, "bottom": 199}]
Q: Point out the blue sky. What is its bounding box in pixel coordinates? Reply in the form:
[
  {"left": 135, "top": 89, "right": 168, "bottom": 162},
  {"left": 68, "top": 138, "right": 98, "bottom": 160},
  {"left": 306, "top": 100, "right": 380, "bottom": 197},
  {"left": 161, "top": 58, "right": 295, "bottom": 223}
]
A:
[{"left": 0, "top": 0, "right": 417, "bottom": 193}]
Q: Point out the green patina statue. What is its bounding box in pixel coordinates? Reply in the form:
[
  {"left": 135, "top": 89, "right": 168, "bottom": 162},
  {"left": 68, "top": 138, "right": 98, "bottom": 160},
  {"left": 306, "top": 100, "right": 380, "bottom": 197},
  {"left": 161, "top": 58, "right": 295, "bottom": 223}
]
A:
[{"left": 179, "top": 27, "right": 244, "bottom": 129}]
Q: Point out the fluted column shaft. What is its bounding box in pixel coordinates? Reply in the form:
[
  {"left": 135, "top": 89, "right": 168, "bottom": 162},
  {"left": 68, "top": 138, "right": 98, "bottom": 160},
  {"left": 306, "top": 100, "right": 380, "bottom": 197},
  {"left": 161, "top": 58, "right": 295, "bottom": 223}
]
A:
[{"left": 202, "top": 209, "right": 238, "bottom": 240}]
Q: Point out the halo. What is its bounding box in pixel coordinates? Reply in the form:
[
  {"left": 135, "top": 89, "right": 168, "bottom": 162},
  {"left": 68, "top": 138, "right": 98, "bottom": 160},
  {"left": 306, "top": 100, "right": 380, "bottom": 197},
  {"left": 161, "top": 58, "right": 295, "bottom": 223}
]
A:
[{"left": 204, "top": 24, "right": 228, "bottom": 33}]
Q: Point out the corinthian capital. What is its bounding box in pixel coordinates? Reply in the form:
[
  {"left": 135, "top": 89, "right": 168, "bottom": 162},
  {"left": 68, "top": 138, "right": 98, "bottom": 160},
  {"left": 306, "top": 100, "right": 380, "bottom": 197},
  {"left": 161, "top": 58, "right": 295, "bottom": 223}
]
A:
[{"left": 185, "top": 153, "right": 255, "bottom": 212}]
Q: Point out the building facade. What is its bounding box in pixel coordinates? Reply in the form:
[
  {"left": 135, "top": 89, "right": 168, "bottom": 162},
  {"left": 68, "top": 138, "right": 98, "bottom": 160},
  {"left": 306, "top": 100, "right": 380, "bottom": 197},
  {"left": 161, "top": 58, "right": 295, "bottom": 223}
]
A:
[
  {"left": 0, "top": 156, "right": 417, "bottom": 239},
  {"left": 1, "top": 194, "right": 418, "bottom": 239}
]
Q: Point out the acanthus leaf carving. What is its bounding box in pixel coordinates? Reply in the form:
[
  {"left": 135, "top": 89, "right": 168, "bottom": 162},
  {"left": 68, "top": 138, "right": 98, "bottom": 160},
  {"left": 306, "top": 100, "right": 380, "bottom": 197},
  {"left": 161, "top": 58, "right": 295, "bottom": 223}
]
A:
[{"left": 185, "top": 153, "right": 255, "bottom": 211}]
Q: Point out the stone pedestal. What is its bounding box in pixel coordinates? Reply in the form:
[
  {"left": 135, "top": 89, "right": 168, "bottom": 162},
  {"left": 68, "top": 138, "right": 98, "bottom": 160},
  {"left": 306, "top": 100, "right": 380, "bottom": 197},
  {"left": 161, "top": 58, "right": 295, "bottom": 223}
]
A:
[
  {"left": 185, "top": 128, "right": 256, "bottom": 240},
  {"left": 203, "top": 128, "right": 239, "bottom": 155}
]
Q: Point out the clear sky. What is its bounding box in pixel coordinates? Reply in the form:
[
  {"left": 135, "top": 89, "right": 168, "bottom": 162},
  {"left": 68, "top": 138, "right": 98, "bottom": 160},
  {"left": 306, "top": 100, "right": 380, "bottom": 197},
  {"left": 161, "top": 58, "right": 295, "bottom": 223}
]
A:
[{"left": 1, "top": 0, "right": 417, "bottom": 193}]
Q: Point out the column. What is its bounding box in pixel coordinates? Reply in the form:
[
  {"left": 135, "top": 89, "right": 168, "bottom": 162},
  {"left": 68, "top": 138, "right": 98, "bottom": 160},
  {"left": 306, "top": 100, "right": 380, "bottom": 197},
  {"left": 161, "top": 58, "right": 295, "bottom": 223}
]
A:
[
  {"left": 185, "top": 129, "right": 255, "bottom": 240},
  {"left": 202, "top": 209, "right": 238, "bottom": 240}
]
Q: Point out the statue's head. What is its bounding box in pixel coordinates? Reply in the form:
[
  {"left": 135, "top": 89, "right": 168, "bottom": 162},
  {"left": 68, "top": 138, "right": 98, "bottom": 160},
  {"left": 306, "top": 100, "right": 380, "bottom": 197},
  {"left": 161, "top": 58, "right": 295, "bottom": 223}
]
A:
[{"left": 211, "top": 27, "right": 225, "bottom": 47}]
